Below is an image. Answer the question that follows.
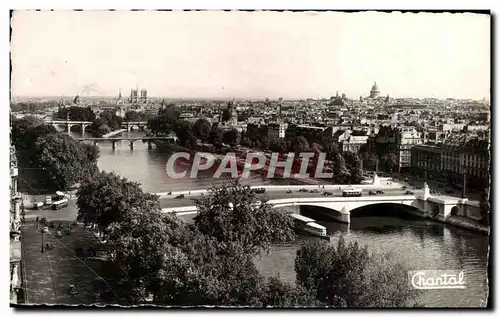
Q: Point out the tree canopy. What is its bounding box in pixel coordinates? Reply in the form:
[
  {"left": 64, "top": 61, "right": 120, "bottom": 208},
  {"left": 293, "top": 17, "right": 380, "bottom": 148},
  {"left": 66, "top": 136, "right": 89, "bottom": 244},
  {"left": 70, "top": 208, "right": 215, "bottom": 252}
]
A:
[
  {"left": 193, "top": 118, "right": 211, "bottom": 142},
  {"left": 77, "top": 176, "right": 420, "bottom": 308},
  {"left": 11, "top": 117, "right": 98, "bottom": 190},
  {"left": 56, "top": 106, "right": 96, "bottom": 122},
  {"left": 295, "top": 238, "right": 421, "bottom": 307},
  {"left": 193, "top": 181, "right": 295, "bottom": 256},
  {"left": 76, "top": 171, "right": 159, "bottom": 234}
]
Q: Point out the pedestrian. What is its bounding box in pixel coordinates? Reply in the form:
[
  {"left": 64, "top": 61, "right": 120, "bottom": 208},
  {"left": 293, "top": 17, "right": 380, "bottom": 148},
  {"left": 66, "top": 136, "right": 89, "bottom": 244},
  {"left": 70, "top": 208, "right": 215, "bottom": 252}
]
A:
[{"left": 35, "top": 216, "right": 39, "bottom": 228}]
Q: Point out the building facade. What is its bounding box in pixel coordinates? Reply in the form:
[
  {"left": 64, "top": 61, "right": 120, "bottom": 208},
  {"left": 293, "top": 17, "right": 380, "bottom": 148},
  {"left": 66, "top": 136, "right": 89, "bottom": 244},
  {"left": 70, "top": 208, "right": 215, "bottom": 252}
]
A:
[
  {"left": 10, "top": 145, "right": 22, "bottom": 304},
  {"left": 441, "top": 138, "right": 490, "bottom": 190},
  {"left": 396, "top": 127, "right": 423, "bottom": 171},
  {"left": 411, "top": 144, "right": 442, "bottom": 180},
  {"left": 340, "top": 135, "right": 369, "bottom": 153},
  {"left": 411, "top": 137, "right": 490, "bottom": 191},
  {"left": 285, "top": 124, "right": 332, "bottom": 145},
  {"left": 266, "top": 123, "right": 287, "bottom": 141}
]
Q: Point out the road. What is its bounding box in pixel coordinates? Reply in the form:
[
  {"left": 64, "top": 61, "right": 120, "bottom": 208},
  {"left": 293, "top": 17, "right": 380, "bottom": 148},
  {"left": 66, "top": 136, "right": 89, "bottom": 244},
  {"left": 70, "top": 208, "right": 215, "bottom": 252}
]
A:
[
  {"left": 158, "top": 187, "right": 424, "bottom": 209},
  {"left": 23, "top": 199, "right": 79, "bottom": 223},
  {"left": 393, "top": 172, "right": 484, "bottom": 201}
]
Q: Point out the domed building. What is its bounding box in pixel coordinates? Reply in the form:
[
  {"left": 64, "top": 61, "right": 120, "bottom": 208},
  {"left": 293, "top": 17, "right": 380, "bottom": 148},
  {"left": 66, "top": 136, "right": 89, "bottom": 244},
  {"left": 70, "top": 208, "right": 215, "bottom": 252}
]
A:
[{"left": 369, "top": 82, "right": 380, "bottom": 98}]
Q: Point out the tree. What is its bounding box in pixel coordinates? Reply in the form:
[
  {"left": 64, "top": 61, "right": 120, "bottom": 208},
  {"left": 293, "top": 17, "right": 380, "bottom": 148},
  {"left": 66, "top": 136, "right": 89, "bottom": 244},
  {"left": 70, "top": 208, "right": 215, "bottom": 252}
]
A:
[
  {"left": 57, "top": 106, "right": 96, "bottom": 122},
  {"left": 240, "top": 136, "right": 252, "bottom": 147},
  {"left": 208, "top": 124, "right": 223, "bottom": 147},
  {"left": 332, "top": 153, "right": 350, "bottom": 183},
  {"left": 295, "top": 238, "right": 420, "bottom": 308},
  {"left": 343, "top": 151, "right": 357, "bottom": 169},
  {"left": 362, "top": 152, "right": 378, "bottom": 171},
  {"left": 222, "top": 128, "right": 241, "bottom": 146},
  {"left": 174, "top": 121, "right": 197, "bottom": 147},
  {"left": 221, "top": 109, "right": 232, "bottom": 122},
  {"left": 193, "top": 181, "right": 295, "bottom": 257},
  {"left": 290, "top": 136, "right": 309, "bottom": 153},
  {"left": 270, "top": 139, "right": 288, "bottom": 153},
  {"left": 262, "top": 277, "right": 316, "bottom": 307},
  {"left": 147, "top": 110, "right": 179, "bottom": 136},
  {"left": 34, "top": 133, "right": 98, "bottom": 190},
  {"left": 381, "top": 153, "right": 399, "bottom": 174},
  {"left": 258, "top": 137, "right": 270, "bottom": 151},
  {"left": 99, "top": 110, "right": 123, "bottom": 130},
  {"left": 106, "top": 203, "right": 173, "bottom": 292},
  {"left": 89, "top": 118, "right": 111, "bottom": 137},
  {"left": 124, "top": 111, "right": 144, "bottom": 122},
  {"left": 11, "top": 116, "right": 48, "bottom": 149},
  {"left": 76, "top": 171, "right": 160, "bottom": 235},
  {"left": 321, "top": 138, "right": 340, "bottom": 159},
  {"left": 158, "top": 106, "right": 180, "bottom": 120},
  {"left": 193, "top": 118, "right": 211, "bottom": 142},
  {"left": 350, "top": 153, "right": 363, "bottom": 184}
]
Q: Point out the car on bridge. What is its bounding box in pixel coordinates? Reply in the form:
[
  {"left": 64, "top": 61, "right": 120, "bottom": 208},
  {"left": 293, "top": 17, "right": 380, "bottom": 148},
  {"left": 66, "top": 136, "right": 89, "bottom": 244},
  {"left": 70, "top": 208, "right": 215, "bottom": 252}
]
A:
[
  {"left": 252, "top": 188, "right": 266, "bottom": 194},
  {"left": 175, "top": 194, "right": 185, "bottom": 199},
  {"left": 299, "top": 188, "right": 308, "bottom": 193},
  {"left": 310, "top": 189, "right": 320, "bottom": 193},
  {"left": 323, "top": 191, "right": 333, "bottom": 196},
  {"left": 405, "top": 191, "right": 414, "bottom": 195},
  {"left": 368, "top": 190, "right": 377, "bottom": 196},
  {"left": 376, "top": 190, "right": 384, "bottom": 194},
  {"left": 286, "top": 190, "right": 292, "bottom": 194}
]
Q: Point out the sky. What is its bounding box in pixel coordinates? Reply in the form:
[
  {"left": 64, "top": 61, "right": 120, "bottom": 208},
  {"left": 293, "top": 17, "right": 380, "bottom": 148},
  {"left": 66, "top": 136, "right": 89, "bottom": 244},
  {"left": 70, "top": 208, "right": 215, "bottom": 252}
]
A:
[{"left": 11, "top": 10, "right": 490, "bottom": 100}]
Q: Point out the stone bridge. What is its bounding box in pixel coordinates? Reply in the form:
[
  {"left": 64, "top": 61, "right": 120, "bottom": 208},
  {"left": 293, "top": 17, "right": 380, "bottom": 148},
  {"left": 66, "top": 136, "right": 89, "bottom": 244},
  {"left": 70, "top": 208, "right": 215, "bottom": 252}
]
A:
[
  {"left": 46, "top": 120, "right": 93, "bottom": 135},
  {"left": 75, "top": 136, "right": 177, "bottom": 149},
  {"left": 161, "top": 186, "right": 480, "bottom": 224},
  {"left": 46, "top": 120, "right": 149, "bottom": 133}
]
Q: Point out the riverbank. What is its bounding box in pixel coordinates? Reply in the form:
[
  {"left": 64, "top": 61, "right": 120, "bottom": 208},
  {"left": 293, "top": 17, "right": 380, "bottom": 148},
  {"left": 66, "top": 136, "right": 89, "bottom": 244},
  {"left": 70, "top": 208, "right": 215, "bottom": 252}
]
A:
[
  {"left": 102, "top": 129, "right": 127, "bottom": 138},
  {"left": 441, "top": 215, "right": 489, "bottom": 235},
  {"left": 405, "top": 208, "right": 488, "bottom": 235}
]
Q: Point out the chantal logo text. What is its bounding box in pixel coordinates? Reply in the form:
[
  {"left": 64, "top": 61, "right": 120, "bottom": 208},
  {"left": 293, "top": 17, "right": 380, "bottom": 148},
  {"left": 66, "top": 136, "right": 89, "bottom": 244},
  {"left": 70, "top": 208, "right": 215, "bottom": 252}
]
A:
[{"left": 409, "top": 270, "right": 466, "bottom": 290}]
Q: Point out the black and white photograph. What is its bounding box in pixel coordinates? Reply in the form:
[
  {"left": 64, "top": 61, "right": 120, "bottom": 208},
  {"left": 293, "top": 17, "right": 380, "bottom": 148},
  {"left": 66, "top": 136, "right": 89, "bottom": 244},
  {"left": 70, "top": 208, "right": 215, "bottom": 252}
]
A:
[{"left": 8, "top": 9, "right": 491, "bottom": 308}]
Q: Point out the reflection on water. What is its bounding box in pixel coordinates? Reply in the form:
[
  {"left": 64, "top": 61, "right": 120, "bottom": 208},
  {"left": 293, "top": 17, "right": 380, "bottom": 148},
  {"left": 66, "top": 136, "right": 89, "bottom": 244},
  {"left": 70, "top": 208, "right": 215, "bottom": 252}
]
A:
[
  {"left": 181, "top": 210, "right": 488, "bottom": 307},
  {"left": 253, "top": 212, "right": 488, "bottom": 308},
  {"left": 90, "top": 131, "right": 489, "bottom": 307}
]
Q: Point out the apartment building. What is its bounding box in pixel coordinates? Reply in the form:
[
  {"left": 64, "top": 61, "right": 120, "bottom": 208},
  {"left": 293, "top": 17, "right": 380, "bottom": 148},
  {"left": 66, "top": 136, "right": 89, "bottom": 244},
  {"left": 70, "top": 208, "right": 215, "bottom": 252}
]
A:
[
  {"left": 396, "top": 127, "right": 423, "bottom": 171},
  {"left": 266, "top": 123, "right": 288, "bottom": 141},
  {"left": 285, "top": 124, "right": 331, "bottom": 144},
  {"left": 340, "top": 135, "right": 369, "bottom": 153},
  {"left": 411, "top": 144, "right": 442, "bottom": 180},
  {"left": 441, "top": 137, "right": 490, "bottom": 190},
  {"left": 411, "top": 136, "right": 490, "bottom": 190},
  {"left": 10, "top": 145, "right": 22, "bottom": 304}
]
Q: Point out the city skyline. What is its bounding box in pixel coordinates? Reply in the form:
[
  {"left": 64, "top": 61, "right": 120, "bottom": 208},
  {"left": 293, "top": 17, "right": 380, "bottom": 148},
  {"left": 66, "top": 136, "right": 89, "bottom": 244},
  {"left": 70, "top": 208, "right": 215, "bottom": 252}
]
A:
[{"left": 11, "top": 11, "right": 490, "bottom": 100}]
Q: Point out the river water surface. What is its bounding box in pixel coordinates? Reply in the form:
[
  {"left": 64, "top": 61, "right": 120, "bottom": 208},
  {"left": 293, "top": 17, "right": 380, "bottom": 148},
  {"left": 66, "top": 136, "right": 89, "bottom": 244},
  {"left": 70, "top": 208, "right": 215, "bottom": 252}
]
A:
[{"left": 86, "top": 131, "right": 489, "bottom": 307}]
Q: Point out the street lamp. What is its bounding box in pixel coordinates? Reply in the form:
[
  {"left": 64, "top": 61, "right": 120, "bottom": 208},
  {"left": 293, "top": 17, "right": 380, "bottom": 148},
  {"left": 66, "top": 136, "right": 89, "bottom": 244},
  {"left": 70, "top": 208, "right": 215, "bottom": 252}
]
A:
[{"left": 40, "top": 228, "right": 45, "bottom": 253}]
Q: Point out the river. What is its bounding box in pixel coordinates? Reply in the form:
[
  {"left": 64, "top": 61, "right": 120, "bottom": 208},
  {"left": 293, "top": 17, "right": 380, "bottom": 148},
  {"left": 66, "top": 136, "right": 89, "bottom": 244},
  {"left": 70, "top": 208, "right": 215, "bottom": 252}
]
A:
[{"left": 84, "top": 130, "right": 489, "bottom": 308}]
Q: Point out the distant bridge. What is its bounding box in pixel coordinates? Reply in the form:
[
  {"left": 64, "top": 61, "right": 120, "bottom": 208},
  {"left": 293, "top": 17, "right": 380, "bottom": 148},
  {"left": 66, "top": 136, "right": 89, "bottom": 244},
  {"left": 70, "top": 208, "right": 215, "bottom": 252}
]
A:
[
  {"left": 75, "top": 136, "right": 177, "bottom": 149},
  {"left": 45, "top": 120, "right": 148, "bottom": 134}
]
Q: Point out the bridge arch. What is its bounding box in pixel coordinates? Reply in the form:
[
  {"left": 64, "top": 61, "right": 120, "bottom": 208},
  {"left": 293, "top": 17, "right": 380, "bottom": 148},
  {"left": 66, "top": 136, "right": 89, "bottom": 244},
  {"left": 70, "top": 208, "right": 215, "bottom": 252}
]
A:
[
  {"left": 53, "top": 123, "right": 68, "bottom": 132},
  {"left": 68, "top": 124, "right": 83, "bottom": 133},
  {"left": 349, "top": 202, "right": 426, "bottom": 220}
]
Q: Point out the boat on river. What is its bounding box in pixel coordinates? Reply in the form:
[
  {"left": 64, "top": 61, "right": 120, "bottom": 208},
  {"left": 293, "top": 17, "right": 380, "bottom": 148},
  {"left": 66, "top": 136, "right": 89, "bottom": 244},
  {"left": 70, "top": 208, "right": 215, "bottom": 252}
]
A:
[{"left": 290, "top": 213, "right": 330, "bottom": 240}]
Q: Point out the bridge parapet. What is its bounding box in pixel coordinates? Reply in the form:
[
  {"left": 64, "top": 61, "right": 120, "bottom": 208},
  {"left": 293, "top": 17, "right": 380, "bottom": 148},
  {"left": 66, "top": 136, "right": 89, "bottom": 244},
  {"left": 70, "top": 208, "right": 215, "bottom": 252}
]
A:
[{"left": 161, "top": 194, "right": 475, "bottom": 226}]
